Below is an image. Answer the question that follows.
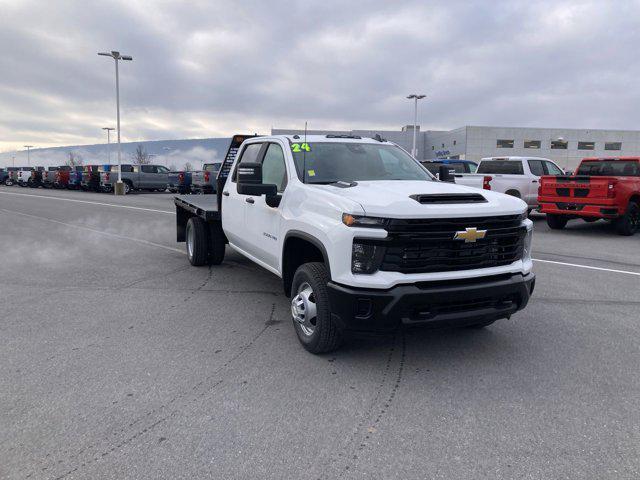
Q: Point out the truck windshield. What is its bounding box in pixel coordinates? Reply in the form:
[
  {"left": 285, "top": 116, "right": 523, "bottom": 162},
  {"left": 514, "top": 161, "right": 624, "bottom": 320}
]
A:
[
  {"left": 291, "top": 143, "right": 432, "bottom": 183},
  {"left": 576, "top": 160, "right": 640, "bottom": 176}
]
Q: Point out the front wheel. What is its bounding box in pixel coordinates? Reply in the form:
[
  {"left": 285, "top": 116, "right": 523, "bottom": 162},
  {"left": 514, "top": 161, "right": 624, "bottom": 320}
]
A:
[
  {"left": 546, "top": 214, "right": 568, "bottom": 230},
  {"left": 291, "top": 262, "right": 343, "bottom": 354},
  {"left": 615, "top": 202, "right": 639, "bottom": 236}
]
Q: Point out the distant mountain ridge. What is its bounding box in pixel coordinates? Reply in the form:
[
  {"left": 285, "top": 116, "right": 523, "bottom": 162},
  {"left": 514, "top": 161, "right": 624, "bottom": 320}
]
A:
[{"left": 0, "top": 137, "right": 233, "bottom": 170}]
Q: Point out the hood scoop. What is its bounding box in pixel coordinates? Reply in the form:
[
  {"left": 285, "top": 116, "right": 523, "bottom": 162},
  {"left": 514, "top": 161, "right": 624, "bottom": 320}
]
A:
[{"left": 410, "top": 193, "right": 487, "bottom": 204}]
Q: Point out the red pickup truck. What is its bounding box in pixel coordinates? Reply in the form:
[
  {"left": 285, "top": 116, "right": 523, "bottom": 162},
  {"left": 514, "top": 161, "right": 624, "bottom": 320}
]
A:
[{"left": 538, "top": 157, "right": 640, "bottom": 235}]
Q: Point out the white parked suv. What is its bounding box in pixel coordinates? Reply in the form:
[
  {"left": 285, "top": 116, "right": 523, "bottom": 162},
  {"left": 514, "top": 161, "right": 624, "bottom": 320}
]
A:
[
  {"left": 174, "top": 135, "right": 536, "bottom": 353},
  {"left": 456, "top": 156, "right": 564, "bottom": 210}
]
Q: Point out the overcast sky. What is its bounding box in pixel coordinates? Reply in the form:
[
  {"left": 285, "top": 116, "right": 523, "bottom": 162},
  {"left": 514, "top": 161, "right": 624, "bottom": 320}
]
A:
[{"left": 1, "top": 0, "right": 639, "bottom": 153}]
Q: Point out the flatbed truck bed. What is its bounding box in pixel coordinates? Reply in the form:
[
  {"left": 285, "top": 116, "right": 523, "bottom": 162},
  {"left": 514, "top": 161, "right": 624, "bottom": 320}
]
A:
[{"left": 173, "top": 134, "right": 256, "bottom": 243}]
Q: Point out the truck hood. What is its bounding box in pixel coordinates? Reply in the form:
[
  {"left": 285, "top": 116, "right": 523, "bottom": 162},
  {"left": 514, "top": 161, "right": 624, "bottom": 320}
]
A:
[{"left": 312, "top": 180, "right": 527, "bottom": 218}]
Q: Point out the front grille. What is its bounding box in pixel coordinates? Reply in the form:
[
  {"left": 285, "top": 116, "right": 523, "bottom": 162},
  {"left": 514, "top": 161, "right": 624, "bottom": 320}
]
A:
[{"left": 374, "top": 215, "right": 525, "bottom": 274}]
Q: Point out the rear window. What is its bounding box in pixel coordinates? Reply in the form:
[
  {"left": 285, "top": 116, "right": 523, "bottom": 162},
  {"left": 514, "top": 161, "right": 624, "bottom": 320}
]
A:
[
  {"left": 204, "top": 163, "right": 221, "bottom": 172},
  {"left": 422, "top": 162, "right": 466, "bottom": 174},
  {"left": 576, "top": 160, "right": 640, "bottom": 176},
  {"left": 477, "top": 160, "right": 524, "bottom": 175}
]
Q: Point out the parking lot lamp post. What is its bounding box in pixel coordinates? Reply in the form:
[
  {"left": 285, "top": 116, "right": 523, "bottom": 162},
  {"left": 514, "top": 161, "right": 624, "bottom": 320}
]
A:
[
  {"left": 102, "top": 127, "right": 115, "bottom": 164},
  {"left": 98, "top": 51, "right": 133, "bottom": 195},
  {"left": 24, "top": 145, "right": 33, "bottom": 166},
  {"left": 406, "top": 94, "right": 426, "bottom": 158}
]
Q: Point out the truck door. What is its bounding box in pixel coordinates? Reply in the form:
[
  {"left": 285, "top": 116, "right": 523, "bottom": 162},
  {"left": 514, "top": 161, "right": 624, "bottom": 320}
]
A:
[
  {"left": 155, "top": 165, "right": 170, "bottom": 189},
  {"left": 243, "top": 142, "right": 288, "bottom": 269},
  {"left": 221, "top": 142, "right": 264, "bottom": 253},
  {"left": 140, "top": 164, "right": 155, "bottom": 189},
  {"left": 527, "top": 159, "right": 545, "bottom": 204}
]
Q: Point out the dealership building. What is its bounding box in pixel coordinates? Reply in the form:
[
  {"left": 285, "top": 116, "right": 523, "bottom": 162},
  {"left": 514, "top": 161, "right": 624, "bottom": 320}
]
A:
[{"left": 273, "top": 126, "right": 640, "bottom": 170}]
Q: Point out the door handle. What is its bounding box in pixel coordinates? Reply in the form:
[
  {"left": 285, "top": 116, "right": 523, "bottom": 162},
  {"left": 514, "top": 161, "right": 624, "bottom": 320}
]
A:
[
  {"left": 245, "top": 197, "right": 255, "bottom": 204},
  {"left": 532, "top": 180, "right": 538, "bottom": 183},
  {"left": 222, "top": 191, "right": 229, "bottom": 196}
]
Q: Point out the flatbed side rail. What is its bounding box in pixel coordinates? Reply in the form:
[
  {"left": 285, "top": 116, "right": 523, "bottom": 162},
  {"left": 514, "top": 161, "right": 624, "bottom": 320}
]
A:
[{"left": 174, "top": 196, "right": 220, "bottom": 242}]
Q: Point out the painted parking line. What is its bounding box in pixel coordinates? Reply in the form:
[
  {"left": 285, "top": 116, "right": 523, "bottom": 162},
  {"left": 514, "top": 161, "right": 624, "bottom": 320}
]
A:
[
  {"left": 2, "top": 192, "right": 639, "bottom": 277},
  {"left": 532, "top": 258, "right": 640, "bottom": 277},
  {"left": 0, "top": 190, "right": 174, "bottom": 215},
  {"left": 0, "top": 208, "right": 184, "bottom": 254}
]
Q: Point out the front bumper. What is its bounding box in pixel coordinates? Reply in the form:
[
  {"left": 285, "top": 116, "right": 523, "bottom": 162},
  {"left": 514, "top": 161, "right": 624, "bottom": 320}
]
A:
[{"left": 327, "top": 272, "right": 535, "bottom": 333}]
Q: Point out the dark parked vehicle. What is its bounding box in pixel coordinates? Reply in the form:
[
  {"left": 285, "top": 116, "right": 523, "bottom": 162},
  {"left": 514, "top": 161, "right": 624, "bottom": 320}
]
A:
[
  {"left": 40, "top": 166, "right": 60, "bottom": 188},
  {"left": 27, "top": 167, "right": 46, "bottom": 187},
  {"left": 81, "top": 165, "right": 106, "bottom": 191},
  {"left": 167, "top": 170, "right": 192, "bottom": 194},
  {"left": 100, "top": 164, "right": 170, "bottom": 194},
  {"left": 190, "top": 162, "right": 222, "bottom": 194},
  {"left": 4, "top": 167, "right": 24, "bottom": 186},
  {"left": 0, "top": 168, "right": 7, "bottom": 185}
]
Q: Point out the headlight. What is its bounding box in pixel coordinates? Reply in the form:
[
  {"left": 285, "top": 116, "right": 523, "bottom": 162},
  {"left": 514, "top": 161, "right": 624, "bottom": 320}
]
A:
[
  {"left": 352, "top": 241, "right": 386, "bottom": 274},
  {"left": 523, "top": 225, "right": 533, "bottom": 260},
  {"left": 342, "top": 213, "right": 388, "bottom": 228}
]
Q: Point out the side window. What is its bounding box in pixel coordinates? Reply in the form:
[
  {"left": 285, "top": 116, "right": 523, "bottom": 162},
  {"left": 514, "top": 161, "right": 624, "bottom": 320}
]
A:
[
  {"left": 232, "top": 143, "right": 263, "bottom": 182},
  {"left": 141, "top": 165, "right": 153, "bottom": 173},
  {"left": 261, "top": 143, "right": 287, "bottom": 192},
  {"left": 528, "top": 160, "right": 545, "bottom": 177},
  {"left": 543, "top": 161, "right": 563, "bottom": 175}
]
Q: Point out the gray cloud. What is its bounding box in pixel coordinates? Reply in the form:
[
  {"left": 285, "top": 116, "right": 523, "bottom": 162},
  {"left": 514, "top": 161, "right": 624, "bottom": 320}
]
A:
[{"left": 1, "top": 0, "right": 639, "bottom": 153}]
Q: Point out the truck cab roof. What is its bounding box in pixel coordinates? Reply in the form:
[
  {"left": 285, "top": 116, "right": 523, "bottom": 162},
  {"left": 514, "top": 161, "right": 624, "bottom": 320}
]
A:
[
  {"left": 481, "top": 156, "right": 552, "bottom": 162},
  {"left": 246, "top": 134, "right": 395, "bottom": 146}
]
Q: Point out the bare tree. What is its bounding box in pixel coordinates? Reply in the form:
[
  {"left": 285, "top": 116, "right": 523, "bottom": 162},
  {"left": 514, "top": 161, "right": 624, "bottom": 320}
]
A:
[
  {"left": 132, "top": 144, "right": 151, "bottom": 165},
  {"left": 65, "top": 151, "right": 83, "bottom": 167},
  {"left": 184, "top": 161, "right": 194, "bottom": 172}
]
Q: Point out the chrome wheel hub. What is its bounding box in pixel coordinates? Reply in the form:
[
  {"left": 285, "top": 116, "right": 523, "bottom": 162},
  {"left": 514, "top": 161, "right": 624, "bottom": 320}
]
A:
[
  {"left": 186, "top": 226, "right": 194, "bottom": 258},
  {"left": 291, "top": 282, "right": 317, "bottom": 336}
]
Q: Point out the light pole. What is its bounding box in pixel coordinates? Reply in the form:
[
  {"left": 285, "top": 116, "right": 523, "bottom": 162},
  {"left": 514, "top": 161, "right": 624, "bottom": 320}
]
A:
[
  {"left": 102, "top": 127, "right": 115, "bottom": 164},
  {"left": 24, "top": 145, "right": 34, "bottom": 166},
  {"left": 98, "top": 50, "right": 133, "bottom": 195},
  {"left": 406, "top": 94, "right": 426, "bottom": 158}
]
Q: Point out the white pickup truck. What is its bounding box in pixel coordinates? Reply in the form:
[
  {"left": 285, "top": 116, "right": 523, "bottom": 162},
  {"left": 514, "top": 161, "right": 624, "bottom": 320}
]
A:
[
  {"left": 455, "top": 156, "right": 564, "bottom": 210},
  {"left": 174, "top": 134, "right": 535, "bottom": 353}
]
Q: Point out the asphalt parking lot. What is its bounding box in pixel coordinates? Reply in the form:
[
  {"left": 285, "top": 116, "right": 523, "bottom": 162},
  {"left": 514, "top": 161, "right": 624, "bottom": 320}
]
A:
[{"left": 1, "top": 188, "right": 639, "bottom": 480}]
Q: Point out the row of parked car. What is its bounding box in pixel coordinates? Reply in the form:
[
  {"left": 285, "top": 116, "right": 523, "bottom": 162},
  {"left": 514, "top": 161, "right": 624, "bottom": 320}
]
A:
[
  {"left": 422, "top": 155, "right": 640, "bottom": 235},
  {"left": 0, "top": 161, "right": 223, "bottom": 195}
]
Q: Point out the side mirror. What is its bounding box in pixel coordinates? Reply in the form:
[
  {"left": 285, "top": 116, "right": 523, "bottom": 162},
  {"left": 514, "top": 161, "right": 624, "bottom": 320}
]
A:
[
  {"left": 237, "top": 162, "right": 277, "bottom": 196},
  {"left": 438, "top": 165, "right": 455, "bottom": 183}
]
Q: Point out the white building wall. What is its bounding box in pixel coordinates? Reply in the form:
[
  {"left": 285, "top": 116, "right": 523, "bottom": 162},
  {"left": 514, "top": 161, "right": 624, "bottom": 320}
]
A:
[
  {"left": 462, "top": 126, "right": 640, "bottom": 170},
  {"left": 272, "top": 126, "right": 640, "bottom": 169}
]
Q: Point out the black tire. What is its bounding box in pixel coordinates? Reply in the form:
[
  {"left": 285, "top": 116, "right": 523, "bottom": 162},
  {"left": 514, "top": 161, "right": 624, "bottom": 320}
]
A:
[
  {"left": 615, "top": 202, "right": 639, "bottom": 236},
  {"left": 208, "top": 223, "right": 226, "bottom": 265},
  {"left": 123, "top": 180, "right": 133, "bottom": 195},
  {"left": 291, "top": 262, "right": 343, "bottom": 354},
  {"left": 186, "top": 217, "right": 209, "bottom": 266},
  {"left": 546, "top": 214, "right": 568, "bottom": 230}
]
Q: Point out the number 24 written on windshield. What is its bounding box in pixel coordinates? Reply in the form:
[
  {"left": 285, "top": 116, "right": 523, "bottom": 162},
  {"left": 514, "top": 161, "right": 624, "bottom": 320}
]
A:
[{"left": 291, "top": 143, "right": 311, "bottom": 152}]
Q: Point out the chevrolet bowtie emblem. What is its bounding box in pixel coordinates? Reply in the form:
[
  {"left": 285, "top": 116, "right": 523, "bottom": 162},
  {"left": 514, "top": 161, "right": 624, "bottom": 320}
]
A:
[{"left": 454, "top": 227, "right": 487, "bottom": 243}]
